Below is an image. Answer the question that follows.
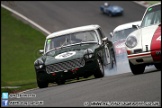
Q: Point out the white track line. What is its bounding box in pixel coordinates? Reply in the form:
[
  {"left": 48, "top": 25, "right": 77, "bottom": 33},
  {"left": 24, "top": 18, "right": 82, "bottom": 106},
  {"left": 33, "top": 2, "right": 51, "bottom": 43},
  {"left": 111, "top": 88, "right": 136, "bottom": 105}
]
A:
[
  {"left": 1, "top": 4, "right": 51, "bottom": 35},
  {"left": 133, "top": 1, "right": 149, "bottom": 8},
  {"left": 18, "top": 88, "right": 38, "bottom": 94}
]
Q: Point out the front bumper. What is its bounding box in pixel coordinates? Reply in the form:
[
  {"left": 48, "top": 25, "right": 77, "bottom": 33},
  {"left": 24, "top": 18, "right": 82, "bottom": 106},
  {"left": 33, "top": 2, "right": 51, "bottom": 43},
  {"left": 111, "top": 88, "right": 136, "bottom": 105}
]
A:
[
  {"left": 112, "top": 11, "right": 123, "bottom": 16},
  {"left": 36, "top": 58, "right": 98, "bottom": 82},
  {"left": 128, "top": 51, "right": 161, "bottom": 65}
]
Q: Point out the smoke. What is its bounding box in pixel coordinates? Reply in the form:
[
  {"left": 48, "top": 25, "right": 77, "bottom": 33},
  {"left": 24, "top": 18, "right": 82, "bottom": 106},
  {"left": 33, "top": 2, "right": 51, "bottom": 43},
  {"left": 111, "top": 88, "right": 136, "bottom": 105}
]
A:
[
  {"left": 104, "top": 52, "right": 131, "bottom": 76},
  {"left": 104, "top": 52, "right": 158, "bottom": 76}
]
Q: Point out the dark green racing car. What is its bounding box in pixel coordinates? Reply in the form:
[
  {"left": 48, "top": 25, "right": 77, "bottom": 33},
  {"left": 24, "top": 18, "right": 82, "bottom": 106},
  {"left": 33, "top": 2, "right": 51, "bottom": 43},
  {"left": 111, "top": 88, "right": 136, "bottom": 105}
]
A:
[{"left": 34, "top": 25, "right": 116, "bottom": 88}]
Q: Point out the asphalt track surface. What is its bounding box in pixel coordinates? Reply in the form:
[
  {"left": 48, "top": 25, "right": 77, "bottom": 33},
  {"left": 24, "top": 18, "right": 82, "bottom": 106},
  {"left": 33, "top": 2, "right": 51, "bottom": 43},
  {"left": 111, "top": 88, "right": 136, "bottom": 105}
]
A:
[{"left": 1, "top": 1, "right": 161, "bottom": 107}]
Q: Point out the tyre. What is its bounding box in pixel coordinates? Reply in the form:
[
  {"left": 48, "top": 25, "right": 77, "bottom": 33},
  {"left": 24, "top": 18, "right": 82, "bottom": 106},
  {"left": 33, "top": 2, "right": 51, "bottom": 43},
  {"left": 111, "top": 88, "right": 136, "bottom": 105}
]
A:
[
  {"left": 102, "top": 10, "right": 105, "bottom": 14},
  {"left": 109, "top": 12, "right": 113, "bottom": 17},
  {"left": 104, "top": 45, "right": 111, "bottom": 65},
  {"left": 110, "top": 49, "right": 116, "bottom": 68},
  {"left": 56, "top": 79, "right": 65, "bottom": 85},
  {"left": 129, "top": 61, "right": 145, "bottom": 75},
  {"left": 37, "top": 79, "right": 48, "bottom": 88},
  {"left": 94, "top": 57, "right": 104, "bottom": 78},
  {"left": 100, "top": 8, "right": 105, "bottom": 14},
  {"left": 154, "top": 63, "right": 161, "bottom": 70}
]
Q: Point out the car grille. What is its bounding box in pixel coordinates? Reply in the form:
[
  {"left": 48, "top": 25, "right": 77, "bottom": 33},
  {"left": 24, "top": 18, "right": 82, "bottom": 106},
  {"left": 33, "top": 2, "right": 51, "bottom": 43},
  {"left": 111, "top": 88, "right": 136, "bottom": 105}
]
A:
[
  {"left": 46, "top": 58, "right": 85, "bottom": 73},
  {"left": 134, "top": 49, "right": 142, "bottom": 54}
]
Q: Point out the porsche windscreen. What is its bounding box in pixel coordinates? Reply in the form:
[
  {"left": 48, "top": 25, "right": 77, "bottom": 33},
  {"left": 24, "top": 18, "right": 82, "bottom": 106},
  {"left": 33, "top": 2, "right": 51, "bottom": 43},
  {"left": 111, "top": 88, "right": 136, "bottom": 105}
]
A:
[
  {"left": 141, "top": 4, "right": 161, "bottom": 27},
  {"left": 45, "top": 30, "right": 98, "bottom": 53},
  {"left": 112, "top": 28, "right": 137, "bottom": 42}
]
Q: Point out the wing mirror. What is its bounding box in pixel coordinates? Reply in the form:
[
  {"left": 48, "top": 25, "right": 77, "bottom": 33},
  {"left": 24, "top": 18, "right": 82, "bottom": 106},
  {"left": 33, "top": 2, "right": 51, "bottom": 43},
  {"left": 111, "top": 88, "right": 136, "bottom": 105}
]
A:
[
  {"left": 110, "top": 32, "right": 113, "bottom": 38},
  {"left": 132, "top": 24, "right": 140, "bottom": 29},
  {"left": 39, "top": 50, "right": 44, "bottom": 55},
  {"left": 102, "top": 37, "right": 108, "bottom": 44}
]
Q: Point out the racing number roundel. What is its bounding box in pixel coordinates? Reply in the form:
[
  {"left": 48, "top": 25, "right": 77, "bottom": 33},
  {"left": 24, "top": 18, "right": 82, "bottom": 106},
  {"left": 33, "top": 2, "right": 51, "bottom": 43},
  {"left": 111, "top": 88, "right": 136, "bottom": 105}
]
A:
[
  {"left": 151, "top": 26, "right": 161, "bottom": 61},
  {"left": 55, "top": 51, "right": 76, "bottom": 59}
]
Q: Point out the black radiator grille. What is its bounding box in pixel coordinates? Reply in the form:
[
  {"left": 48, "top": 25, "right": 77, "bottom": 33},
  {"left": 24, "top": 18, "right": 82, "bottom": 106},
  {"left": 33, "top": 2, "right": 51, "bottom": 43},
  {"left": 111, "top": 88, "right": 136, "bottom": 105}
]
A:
[{"left": 46, "top": 58, "right": 85, "bottom": 73}]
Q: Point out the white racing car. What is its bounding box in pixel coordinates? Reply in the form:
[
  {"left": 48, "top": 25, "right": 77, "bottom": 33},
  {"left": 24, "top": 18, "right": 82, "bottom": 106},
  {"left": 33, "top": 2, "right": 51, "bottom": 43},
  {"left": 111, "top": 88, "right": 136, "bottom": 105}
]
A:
[
  {"left": 125, "top": 3, "right": 161, "bottom": 75},
  {"left": 110, "top": 21, "right": 141, "bottom": 59}
]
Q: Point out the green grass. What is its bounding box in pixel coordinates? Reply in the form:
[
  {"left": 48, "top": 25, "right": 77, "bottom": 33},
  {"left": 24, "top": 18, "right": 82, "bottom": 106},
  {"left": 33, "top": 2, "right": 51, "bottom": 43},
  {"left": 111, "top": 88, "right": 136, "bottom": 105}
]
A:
[
  {"left": 1, "top": 7, "right": 46, "bottom": 93},
  {"left": 146, "top": 1, "right": 161, "bottom": 5}
]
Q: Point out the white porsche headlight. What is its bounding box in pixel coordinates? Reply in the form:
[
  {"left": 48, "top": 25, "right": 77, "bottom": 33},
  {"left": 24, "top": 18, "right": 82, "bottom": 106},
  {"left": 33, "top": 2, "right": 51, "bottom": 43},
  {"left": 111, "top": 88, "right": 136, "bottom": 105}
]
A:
[{"left": 125, "top": 36, "right": 137, "bottom": 48}]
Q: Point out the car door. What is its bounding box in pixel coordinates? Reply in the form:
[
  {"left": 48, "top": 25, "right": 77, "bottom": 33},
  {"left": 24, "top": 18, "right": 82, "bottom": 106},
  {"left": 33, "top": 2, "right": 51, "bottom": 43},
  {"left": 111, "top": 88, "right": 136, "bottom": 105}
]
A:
[{"left": 97, "top": 28, "right": 111, "bottom": 65}]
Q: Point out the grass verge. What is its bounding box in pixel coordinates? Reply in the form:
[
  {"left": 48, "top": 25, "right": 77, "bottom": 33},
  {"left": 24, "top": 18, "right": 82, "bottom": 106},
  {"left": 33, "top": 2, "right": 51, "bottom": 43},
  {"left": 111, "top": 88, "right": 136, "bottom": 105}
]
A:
[
  {"left": 1, "top": 7, "right": 46, "bottom": 93},
  {"left": 146, "top": 1, "right": 161, "bottom": 5}
]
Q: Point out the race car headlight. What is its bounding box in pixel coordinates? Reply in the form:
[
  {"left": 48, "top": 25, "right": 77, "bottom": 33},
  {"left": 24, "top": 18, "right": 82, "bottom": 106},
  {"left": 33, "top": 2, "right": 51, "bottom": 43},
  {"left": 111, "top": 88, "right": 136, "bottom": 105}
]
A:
[
  {"left": 125, "top": 36, "right": 137, "bottom": 48},
  {"left": 34, "top": 59, "right": 44, "bottom": 69},
  {"left": 84, "top": 49, "right": 94, "bottom": 59},
  {"left": 35, "top": 65, "right": 44, "bottom": 69},
  {"left": 84, "top": 54, "right": 93, "bottom": 59}
]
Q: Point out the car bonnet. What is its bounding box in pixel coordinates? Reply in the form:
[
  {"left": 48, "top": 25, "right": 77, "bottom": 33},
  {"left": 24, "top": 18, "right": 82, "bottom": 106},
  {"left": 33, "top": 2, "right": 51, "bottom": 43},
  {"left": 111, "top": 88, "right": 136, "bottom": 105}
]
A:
[
  {"left": 44, "top": 43, "right": 99, "bottom": 65},
  {"left": 140, "top": 25, "right": 160, "bottom": 51},
  {"left": 109, "top": 5, "right": 122, "bottom": 11},
  {"left": 128, "top": 24, "right": 160, "bottom": 52}
]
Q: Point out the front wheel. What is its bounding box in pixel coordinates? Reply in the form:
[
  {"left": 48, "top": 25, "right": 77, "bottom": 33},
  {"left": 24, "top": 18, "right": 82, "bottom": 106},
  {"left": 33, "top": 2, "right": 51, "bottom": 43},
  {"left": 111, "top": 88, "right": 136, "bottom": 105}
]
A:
[
  {"left": 94, "top": 57, "right": 104, "bottom": 78},
  {"left": 37, "top": 79, "right": 48, "bottom": 88},
  {"left": 56, "top": 79, "right": 65, "bottom": 85},
  {"left": 129, "top": 61, "right": 145, "bottom": 75},
  {"left": 108, "top": 12, "right": 113, "bottom": 17},
  {"left": 154, "top": 63, "right": 161, "bottom": 70},
  {"left": 110, "top": 49, "right": 116, "bottom": 68}
]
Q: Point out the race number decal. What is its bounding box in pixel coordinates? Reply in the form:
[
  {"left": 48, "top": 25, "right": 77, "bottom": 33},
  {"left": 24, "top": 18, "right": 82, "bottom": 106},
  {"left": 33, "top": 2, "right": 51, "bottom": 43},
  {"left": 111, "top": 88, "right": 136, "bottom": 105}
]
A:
[
  {"left": 151, "top": 26, "right": 161, "bottom": 61},
  {"left": 156, "top": 35, "right": 161, "bottom": 41},
  {"left": 55, "top": 51, "right": 76, "bottom": 59}
]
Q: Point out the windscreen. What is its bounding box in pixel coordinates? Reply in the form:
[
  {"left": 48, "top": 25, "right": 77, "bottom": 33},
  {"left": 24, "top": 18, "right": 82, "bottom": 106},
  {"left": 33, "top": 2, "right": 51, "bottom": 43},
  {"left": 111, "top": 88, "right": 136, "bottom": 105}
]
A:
[
  {"left": 141, "top": 4, "right": 161, "bottom": 27},
  {"left": 45, "top": 30, "right": 98, "bottom": 52},
  {"left": 112, "top": 28, "right": 137, "bottom": 42}
]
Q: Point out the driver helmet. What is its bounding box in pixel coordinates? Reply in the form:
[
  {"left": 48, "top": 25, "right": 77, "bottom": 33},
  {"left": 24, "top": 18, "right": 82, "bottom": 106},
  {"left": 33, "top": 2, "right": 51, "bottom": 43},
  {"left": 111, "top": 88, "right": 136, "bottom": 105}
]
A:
[{"left": 104, "top": 2, "right": 109, "bottom": 6}]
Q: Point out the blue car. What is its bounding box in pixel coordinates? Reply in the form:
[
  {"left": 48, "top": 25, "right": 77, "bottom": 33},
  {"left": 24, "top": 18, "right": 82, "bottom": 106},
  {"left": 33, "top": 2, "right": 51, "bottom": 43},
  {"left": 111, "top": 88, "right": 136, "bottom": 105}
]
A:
[{"left": 100, "top": 3, "right": 123, "bottom": 16}]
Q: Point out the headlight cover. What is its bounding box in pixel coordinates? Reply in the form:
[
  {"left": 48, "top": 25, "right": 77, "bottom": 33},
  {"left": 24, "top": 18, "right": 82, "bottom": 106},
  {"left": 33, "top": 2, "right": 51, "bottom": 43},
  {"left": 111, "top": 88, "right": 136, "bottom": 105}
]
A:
[
  {"left": 84, "top": 49, "right": 94, "bottom": 59},
  {"left": 125, "top": 36, "right": 137, "bottom": 48},
  {"left": 34, "top": 59, "right": 44, "bottom": 69}
]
